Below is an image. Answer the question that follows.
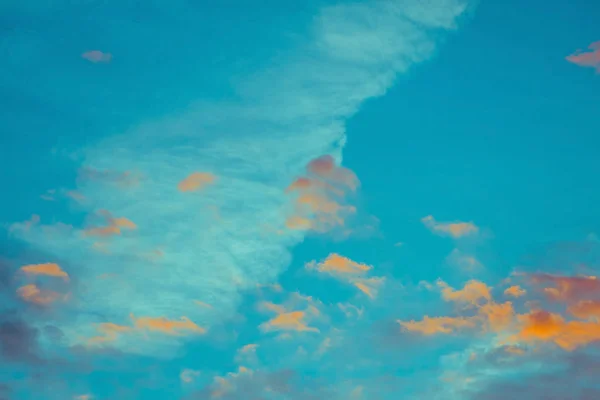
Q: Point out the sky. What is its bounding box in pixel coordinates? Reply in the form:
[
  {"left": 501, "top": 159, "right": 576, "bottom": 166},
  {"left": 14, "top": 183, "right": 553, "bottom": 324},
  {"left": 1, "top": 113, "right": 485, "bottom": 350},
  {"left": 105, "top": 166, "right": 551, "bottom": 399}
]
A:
[{"left": 1, "top": 0, "right": 600, "bottom": 398}]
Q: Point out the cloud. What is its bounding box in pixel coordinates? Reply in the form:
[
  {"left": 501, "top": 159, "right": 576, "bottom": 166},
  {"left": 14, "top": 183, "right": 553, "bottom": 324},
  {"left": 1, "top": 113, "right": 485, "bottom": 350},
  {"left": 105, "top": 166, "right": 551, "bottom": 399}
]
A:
[
  {"left": 0, "top": 316, "right": 41, "bottom": 363},
  {"left": 511, "top": 310, "right": 600, "bottom": 351},
  {"left": 12, "top": 0, "right": 473, "bottom": 357},
  {"left": 566, "top": 41, "right": 600, "bottom": 72},
  {"left": 81, "top": 50, "right": 112, "bottom": 63},
  {"left": 19, "top": 263, "right": 69, "bottom": 280},
  {"left": 16, "top": 284, "right": 62, "bottom": 305},
  {"left": 283, "top": 156, "right": 362, "bottom": 236},
  {"left": 306, "top": 253, "right": 384, "bottom": 299},
  {"left": 178, "top": 172, "right": 216, "bottom": 192},
  {"left": 438, "top": 279, "right": 492, "bottom": 307},
  {"left": 504, "top": 285, "right": 526, "bottom": 298},
  {"left": 529, "top": 273, "right": 600, "bottom": 303},
  {"left": 398, "top": 315, "right": 477, "bottom": 335},
  {"left": 180, "top": 369, "right": 201, "bottom": 383},
  {"left": 421, "top": 215, "right": 479, "bottom": 238},
  {"left": 446, "top": 249, "right": 483, "bottom": 271}
]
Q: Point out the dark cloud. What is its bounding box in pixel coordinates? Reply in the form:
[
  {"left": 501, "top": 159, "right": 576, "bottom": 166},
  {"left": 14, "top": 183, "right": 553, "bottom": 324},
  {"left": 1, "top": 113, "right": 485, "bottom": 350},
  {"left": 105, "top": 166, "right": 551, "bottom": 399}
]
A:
[
  {"left": 0, "top": 313, "right": 41, "bottom": 364},
  {"left": 465, "top": 348, "right": 600, "bottom": 400}
]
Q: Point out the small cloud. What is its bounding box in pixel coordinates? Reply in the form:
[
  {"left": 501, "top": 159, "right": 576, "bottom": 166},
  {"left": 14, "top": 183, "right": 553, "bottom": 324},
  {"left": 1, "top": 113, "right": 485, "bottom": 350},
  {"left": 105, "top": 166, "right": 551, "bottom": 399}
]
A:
[
  {"left": 306, "top": 253, "right": 371, "bottom": 275},
  {"left": 84, "top": 210, "right": 137, "bottom": 237},
  {"left": 131, "top": 315, "right": 206, "bottom": 335},
  {"left": 88, "top": 322, "right": 132, "bottom": 344},
  {"left": 306, "top": 155, "right": 359, "bottom": 191},
  {"left": 566, "top": 41, "right": 600, "bottom": 72},
  {"left": 17, "top": 284, "right": 61, "bottom": 305},
  {"left": 82, "top": 50, "right": 112, "bottom": 63},
  {"left": 437, "top": 279, "right": 492, "bottom": 307},
  {"left": 421, "top": 215, "right": 479, "bottom": 238},
  {"left": 504, "top": 285, "right": 526, "bottom": 298},
  {"left": 260, "top": 310, "right": 319, "bottom": 333},
  {"left": 446, "top": 249, "right": 483, "bottom": 271},
  {"left": 394, "top": 241, "right": 404, "bottom": 247},
  {"left": 398, "top": 315, "right": 477, "bottom": 335},
  {"left": 178, "top": 172, "right": 216, "bottom": 192},
  {"left": 40, "top": 189, "right": 56, "bottom": 201},
  {"left": 568, "top": 300, "right": 600, "bottom": 320},
  {"left": 306, "top": 253, "right": 384, "bottom": 299},
  {"left": 74, "top": 395, "right": 93, "bottom": 400},
  {"left": 180, "top": 369, "right": 201, "bottom": 383},
  {"left": 529, "top": 273, "right": 600, "bottom": 303},
  {"left": 20, "top": 262, "right": 69, "bottom": 280},
  {"left": 353, "top": 277, "right": 385, "bottom": 299}
]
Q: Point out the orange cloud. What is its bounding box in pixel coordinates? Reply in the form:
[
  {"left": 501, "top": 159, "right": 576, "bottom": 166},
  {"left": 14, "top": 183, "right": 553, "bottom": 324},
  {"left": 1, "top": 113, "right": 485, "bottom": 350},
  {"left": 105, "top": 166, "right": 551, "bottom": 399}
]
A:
[
  {"left": 568, "top": 300, "right": 600, "bottom": 320},
  {"left": 306, "top": 254, "right": 383, "bottom": 298},
  {"left": 260, "top": 311, "right": 319, "bottom": 333},
  {"left": 512, "top": 310, "right": 600, "bottom": 351},
  {"left": 307, "top": 253, "right": 371, "bottom": 275},
  {"left": 529, "top": 273, "right": 600, "bottom": 302},
  {"left": 438, "top": 280, "right": 492, "bottom": 307},
  {"left": 566, "top": 41, "right": 600, "bottom": 72},
  {"left": 88, "top": 322, "right": 133, "bottom": 344},
  {"left": 82, "top": 50, "right": 112, "bottom": 63},
  {"left": 131, "top": 315, "right": 206, "bottom": 335},
  {"left": 353, "top": 277, "right": 385, "bottom": 299},
  {"left": 504, "top": 285, "right": 526, "bottom": 298},
  {"left": 479, "top": 301, "right": 515, "bottom": 332},
  {"left": 421, "top": 215, "right": 479, "bottom": 238},
  {"left": 284, "top": 156, "right": 363, "bottom": 235},
  {"left": 306, "top": 155, "right": 359, "bottom": 191},
  {"left": 178, "top": 172, "right": 216, "bottom": 192},
  {"left": 84, "top": 210, "right": 137, "bottom": 237},
  {"left": 20, "top": 262, "right": 69, "bottom": 280},
  {"left": 16, "top": 284, "right": 61, "bottom": 305},
  {"left": 398, "top": 315, "right": 477, "bottom": 335}
]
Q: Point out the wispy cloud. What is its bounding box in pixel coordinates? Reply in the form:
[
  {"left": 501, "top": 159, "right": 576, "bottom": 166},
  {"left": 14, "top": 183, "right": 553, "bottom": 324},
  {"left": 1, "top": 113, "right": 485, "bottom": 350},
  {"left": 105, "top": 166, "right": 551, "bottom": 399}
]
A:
[{"left": 12, "top": 0, "right": 473, "bottom": 357}]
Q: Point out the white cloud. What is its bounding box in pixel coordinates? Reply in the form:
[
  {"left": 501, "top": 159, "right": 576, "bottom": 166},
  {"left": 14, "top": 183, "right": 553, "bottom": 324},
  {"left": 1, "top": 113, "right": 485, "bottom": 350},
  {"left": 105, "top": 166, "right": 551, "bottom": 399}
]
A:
[{"left": 12, "top": 0, "right": 473, "bottom": 356}]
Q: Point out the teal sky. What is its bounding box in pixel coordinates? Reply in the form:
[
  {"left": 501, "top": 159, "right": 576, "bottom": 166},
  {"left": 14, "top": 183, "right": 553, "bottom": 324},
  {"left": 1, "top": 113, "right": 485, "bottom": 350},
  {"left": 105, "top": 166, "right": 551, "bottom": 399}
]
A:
[{"left": 1, "top": 0, "right": 600, "bottom": 399}]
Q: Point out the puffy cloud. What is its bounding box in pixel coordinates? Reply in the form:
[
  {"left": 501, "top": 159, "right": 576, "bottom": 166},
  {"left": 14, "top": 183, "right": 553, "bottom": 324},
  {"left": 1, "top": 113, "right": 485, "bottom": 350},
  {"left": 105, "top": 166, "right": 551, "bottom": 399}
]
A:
[
  {"left": 81, "top": 50, "right": 112, "bottom": 63},
  {"left": 566, "top": 41, "right": 600, "bottom": 72},
  {"left": 511, "top": 310, "right": 600, "bottom": 351},
  {"left": 306, "top": 254, "right": 384, "bottom": 299},
  {"left": 438, "top": 279, "right": 492, "bottom": 307},
  {"left": 177, "top": 172, "right": 216, "bottom": 192},
  {"left": 16, "top": 284, "right": 62, "bottom": 305},
  {"left": 504, "top": 285, "right": 526, "bottom": 298},
  {"left": 19, "top": 263, "right": 69, "bottom": 280},
  {"left": 421, "top": 215, "right": 479, "bottom": 238},
  {"left": 306, "top": 155, "right": 359, "bottom": 191},
  {"left": 306, "top": 253, "right": 371, "bottom": 275}
]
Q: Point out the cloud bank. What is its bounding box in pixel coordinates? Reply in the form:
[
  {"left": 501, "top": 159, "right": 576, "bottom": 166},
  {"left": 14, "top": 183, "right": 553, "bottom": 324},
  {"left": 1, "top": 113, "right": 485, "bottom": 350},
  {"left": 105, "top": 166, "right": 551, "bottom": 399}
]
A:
[{"left": 11, "top": 0, "right": 473, "bottom": 356}]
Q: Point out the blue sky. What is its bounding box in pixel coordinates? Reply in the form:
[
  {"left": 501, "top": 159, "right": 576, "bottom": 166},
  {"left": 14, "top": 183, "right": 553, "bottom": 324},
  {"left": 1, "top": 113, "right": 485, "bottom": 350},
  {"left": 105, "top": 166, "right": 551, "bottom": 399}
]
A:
[{"left": 1, "top": 0, "right": 600, "bottom": 399}]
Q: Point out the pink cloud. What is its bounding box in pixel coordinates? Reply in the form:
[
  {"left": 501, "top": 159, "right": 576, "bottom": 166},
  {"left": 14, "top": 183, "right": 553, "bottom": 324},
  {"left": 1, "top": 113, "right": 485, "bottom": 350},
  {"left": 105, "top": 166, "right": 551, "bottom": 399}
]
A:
[
  {"left": 82, "top": 50, "right": 112, "bottom": 63},
  {"left": 566, "top": 41, "right": 600, "bottom": 72}
]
